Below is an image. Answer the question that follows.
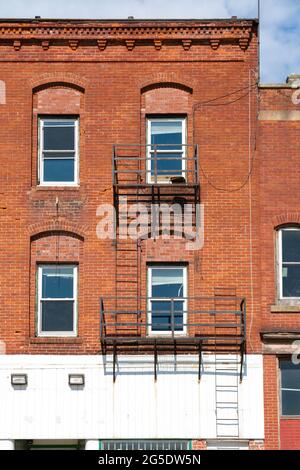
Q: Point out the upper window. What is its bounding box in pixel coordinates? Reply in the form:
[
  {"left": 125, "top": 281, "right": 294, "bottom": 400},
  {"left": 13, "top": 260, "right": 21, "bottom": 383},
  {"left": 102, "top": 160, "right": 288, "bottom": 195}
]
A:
[
  {"left": 147, "top": 118, "right": 186, "bottom": 183},
  {"left": 39, "top": 118, "right": 79, "bottom": 185},
  {"left": 37, "top": 265, "right": 78, "bottom": 336},
  {"left": 278, "top": 227, "right": 300, "bottom": 299},
  {"left": 280, "top": 359, "right": 300, "bottom": 416},
  {"left": 147, "top": 265, "right": 187, "bottom": 334}
]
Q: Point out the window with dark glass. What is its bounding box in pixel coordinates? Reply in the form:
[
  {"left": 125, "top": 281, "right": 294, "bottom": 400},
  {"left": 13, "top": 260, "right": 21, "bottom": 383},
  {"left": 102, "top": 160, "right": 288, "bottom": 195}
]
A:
[
  {"left": 38, "top": 265, "right": 77, "bottom": 336},
  {"left": 147, "top": 118, "right": 185, "bottom": 183},
  {"left": 279, "top": 228, "right": 300, "bottom": 298},
  {"left": 148, "top": 265, "right": 187, "bottom": 333},
  {"left": 39, "top": 118, "right": 79, "bottom": 185},
  {"left": 280, "top": 359, "right": 300, "bottom": 416}
]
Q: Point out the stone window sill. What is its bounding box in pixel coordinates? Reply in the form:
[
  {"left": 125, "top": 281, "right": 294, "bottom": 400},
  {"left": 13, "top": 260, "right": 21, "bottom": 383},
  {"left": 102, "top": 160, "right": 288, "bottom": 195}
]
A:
[
  {"left": 29, "top": 337, "right": 83, "bottom": 345},
  {"left": 281, "top": 416, "right": 300, "bottom": 420},
  {"left": 33, "top": 186, "right": 80, "bottom": 192},
  {"left": 271, "top": 305, "right": 300, "bottom": 313}
]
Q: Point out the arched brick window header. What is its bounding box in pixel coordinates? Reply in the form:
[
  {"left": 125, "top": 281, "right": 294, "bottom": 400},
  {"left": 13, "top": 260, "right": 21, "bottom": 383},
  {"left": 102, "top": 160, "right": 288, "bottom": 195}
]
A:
[
  {"left": 141, "top": 81, "right": 193, "bottom": 95},
  {"left": 30, "top": 230, "right": 84, "bottom": 264},
  {"left": 32, "top": 81, "right": 85, "bottom": 95},
  {"left": 273, "top": 213, "right": 300, "bottom": 230},
  {"left": 28, "top": 220, "right": 87, "bottom": 240},
  {"left": 141, "top": 83, "right": 192, "bottom": 115},
  {"left": 31, "top": 230, "right": 84, "bottom": 243},
  {"left": 30, "top": 72, "right": 87, "bottom": 93},
  {"left": 33, "top": 85, "right": 83, "bottom": 115}
]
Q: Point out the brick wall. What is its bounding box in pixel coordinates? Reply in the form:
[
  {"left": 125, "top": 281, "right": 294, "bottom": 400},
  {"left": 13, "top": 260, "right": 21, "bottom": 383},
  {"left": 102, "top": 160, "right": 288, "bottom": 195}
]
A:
[
  {"left": 192, "top": 440, "right": 207, "bottom": 450},
  {"left": 259, "top": 87, "right": 300, "bottom": 332},
  {"left": 263, "top": 355, "right": 280, "bottom": 449},
  {"left": 259, "top": 86, "right": 300, "bottom": 449},
  {"left": 280, "top": 420, "right": 300, "bottom": 449},
  {"left": 0, "top": 19, "right": 259, "bottom": 356},
  {"left": 249, "top": 440, "right": 264, "bottom": 450}
]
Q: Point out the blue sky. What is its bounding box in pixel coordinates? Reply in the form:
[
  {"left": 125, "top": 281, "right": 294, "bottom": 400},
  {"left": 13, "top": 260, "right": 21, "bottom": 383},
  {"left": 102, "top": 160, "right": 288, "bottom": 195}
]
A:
[{"left": 1, "top": 0, "right": 300, "bottom": 83}]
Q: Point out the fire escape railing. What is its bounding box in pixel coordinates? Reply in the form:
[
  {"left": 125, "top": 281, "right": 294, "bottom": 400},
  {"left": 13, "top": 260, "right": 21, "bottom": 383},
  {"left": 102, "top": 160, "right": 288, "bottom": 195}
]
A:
[
  {"left": 100, "top": 296, "right": 246, "bottom": 382},
  {"left": 112, "top": 144, "right": 199, "bottom": 187}
]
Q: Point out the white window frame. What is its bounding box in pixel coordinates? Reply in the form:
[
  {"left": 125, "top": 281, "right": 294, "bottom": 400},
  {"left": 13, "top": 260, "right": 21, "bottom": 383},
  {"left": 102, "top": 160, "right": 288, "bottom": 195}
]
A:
[
  {"left": 147, "top": 265, "right": 187, "bottom": 336},
  {"left": 278, "top": 227, "right": 300, "bottom": 300},
  {"left": 146, "top": 117, "right": 186, "bottom": 184},
  {"left": 38, "top": 117, "right": 79, "bottom": 187},
  {"left": 37, "top": 264, "right": 78, "bottom": 337}
]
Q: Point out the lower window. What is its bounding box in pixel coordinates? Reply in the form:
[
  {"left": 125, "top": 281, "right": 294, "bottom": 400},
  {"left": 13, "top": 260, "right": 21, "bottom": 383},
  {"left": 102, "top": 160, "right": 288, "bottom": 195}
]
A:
[
  {"left": 147, "top": 265, "right": 187, "bottom": 334},
  {"left": 100, "top": 440, "right": 191, "bottom": 450},
  {"left": 280, "top": 358, "right": 300, "bottom": 416},
  {"left": 37, "top": 264, "right": 78, "bottom": 336}
]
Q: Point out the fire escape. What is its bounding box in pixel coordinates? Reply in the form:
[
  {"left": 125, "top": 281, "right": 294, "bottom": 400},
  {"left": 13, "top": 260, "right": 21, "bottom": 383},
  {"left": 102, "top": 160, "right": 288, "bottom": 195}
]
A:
[{"left": 100, "top": 143, "right": 246, "bottom": 385}]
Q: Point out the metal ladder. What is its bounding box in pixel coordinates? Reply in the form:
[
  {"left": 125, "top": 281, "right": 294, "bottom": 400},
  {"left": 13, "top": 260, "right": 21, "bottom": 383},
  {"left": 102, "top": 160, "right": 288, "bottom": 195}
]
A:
[
  {"left": 215, "top": 354, "right": 240, "bottom": 438},
  {"left": 114, "top": 195, "right": 141, "bottom": 335}
]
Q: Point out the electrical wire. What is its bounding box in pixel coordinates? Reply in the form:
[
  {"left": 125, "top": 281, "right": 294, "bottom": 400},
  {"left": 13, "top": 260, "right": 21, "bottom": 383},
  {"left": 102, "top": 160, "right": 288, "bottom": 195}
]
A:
[
  {"left": 193, "top": 82, "right": 257, "bottom": 108},
  {"left": 193, "top": 80, "right": 259, "bottom": 192}
]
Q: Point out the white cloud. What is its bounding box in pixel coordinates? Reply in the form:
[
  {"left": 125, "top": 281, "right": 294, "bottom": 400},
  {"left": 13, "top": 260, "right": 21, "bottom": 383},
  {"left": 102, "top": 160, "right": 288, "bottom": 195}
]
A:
[
  {"left": 0, "top": 0, "right": 299, "bottom": 83},
  {"left": 259, "top": 0, "right": 300, "bottom": 82}
]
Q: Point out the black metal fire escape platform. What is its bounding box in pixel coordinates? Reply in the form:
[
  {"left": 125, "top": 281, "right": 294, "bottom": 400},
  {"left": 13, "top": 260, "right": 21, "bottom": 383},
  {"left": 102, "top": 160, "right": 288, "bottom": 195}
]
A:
[
  {"left": 112, "top": 143, "right": 200, "bottom": 206},
  {"left": 100, "top": 296, "right": 246, "bottom": 382}
]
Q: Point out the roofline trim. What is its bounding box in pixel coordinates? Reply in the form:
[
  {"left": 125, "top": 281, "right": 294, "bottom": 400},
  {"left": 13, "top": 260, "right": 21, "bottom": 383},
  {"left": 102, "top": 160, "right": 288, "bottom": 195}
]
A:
[{"left": 0, "top": 18, "right": 259, "bottom": 24}]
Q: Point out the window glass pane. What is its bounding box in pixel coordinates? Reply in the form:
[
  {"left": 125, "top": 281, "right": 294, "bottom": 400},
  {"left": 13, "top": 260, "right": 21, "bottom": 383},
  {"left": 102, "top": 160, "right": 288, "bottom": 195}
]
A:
[
  {"left": 151, "top": 152, "right": 183, "bottom": 177},
  {"left": 152, "top": 268, "right": 184, "bottom": 298},
  {"left": 41, "top": 300, "right": 74, "bottom": 332},
  {"left": 282, "top": 264, "right": 300, "bottom": 297},
  {"left": 281, "top": 360, "right": 300, "bottom": 389},
  {"left": 282, "top": 390, "right": 300, "bottom": 415},
  {"left": 282, "top": 230, "right": 300, "bottom": 262},
  {"left": 151, "top": 300, "right": 184, "bottom": 331},
  {"left": 42, "top": 266, "right": 74, "bottom": 299},
  {"left": 43, "top": 120, "right": 75, "bottom": 127},
  {"left": 151, "top": 121, "right": 182, "bottom": 151},
  {"left": 43, "top": 158, "right": 75, "bottom": 182},
  {"left": 43, "top": 125, "right": 75, "bottom": 151}
]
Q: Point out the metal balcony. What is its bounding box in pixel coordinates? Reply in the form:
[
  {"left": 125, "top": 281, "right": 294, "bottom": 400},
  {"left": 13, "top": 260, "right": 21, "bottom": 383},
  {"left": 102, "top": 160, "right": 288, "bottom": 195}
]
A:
[
  {"left": 113, "top": 143, "right": 199, "bottom": 187},
  {"left": 100, "top": 295, "right": 246, "bottom": 381}
]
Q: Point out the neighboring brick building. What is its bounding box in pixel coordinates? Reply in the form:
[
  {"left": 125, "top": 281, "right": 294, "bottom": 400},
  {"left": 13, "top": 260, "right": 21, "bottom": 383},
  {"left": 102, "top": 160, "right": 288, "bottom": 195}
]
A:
[
  {"left": 259, "top": 77, "right": 300, "bottom": 450},
  {"left": 0, "top": 17, "right": 299, "bottom": 451}
]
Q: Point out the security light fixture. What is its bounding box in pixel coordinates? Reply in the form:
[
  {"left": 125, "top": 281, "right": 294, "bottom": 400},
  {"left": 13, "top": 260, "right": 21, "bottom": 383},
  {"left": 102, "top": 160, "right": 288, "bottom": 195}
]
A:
[
  {"left": 68, "top": 374, "right": 85, "bottom": 386},
  {"left": 11, "top": 373, "right": 27, "bottom": 386}
]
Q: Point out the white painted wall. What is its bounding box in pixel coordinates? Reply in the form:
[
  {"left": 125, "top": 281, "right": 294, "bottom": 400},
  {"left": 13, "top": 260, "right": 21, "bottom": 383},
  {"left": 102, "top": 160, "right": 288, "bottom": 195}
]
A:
[
  {"left": 0, "top": 354, "right": 264, "bottom": 440},
  {"left": 0, "top": 440, "right": 14, "bottom": 450}
]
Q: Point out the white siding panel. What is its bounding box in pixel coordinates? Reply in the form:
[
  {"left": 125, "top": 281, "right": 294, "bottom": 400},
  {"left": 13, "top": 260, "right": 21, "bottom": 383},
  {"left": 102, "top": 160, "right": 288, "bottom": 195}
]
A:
[{"left": 0, "top": 355, "right": 264, "bottom": 440}]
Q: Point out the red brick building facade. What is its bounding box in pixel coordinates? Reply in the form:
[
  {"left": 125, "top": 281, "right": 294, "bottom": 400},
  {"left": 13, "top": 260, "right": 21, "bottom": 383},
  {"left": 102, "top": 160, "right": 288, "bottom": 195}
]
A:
[
  {"left": 0, "top": 18, "right": 299, "bottom": 450},
  {"left": 259, "top": 80, "right": 300, "bottom": 450}
]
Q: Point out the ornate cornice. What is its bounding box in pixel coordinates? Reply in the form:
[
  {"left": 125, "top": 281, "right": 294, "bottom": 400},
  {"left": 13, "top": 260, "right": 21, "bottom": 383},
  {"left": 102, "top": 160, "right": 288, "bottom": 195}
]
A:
[{"left": 0, "top": 20, "right": 256, "bottom": 51}]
